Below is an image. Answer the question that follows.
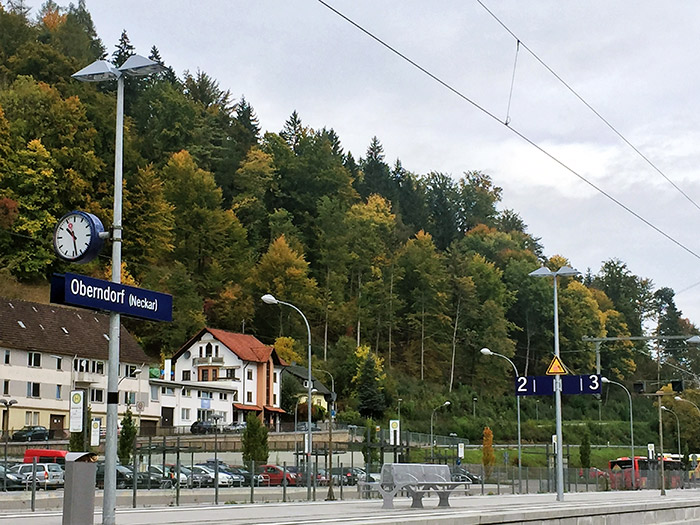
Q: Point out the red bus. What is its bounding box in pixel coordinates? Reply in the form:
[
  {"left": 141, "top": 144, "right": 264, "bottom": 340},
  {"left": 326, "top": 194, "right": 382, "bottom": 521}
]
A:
[
  {"left": 609, "top": 456, "right": 682, "bottom": 489},
  {"left": 24, "top": 449, "right": 68, "bottom": 465}
]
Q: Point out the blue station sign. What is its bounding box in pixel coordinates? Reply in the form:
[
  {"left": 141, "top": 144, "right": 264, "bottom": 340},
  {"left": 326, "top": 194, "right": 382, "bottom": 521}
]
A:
[
  {"left": 51, "top": 273, "right": 172, "bottom": 322},
  {"left": 515, "top": 374, "right": 602, "bottom": 396}
]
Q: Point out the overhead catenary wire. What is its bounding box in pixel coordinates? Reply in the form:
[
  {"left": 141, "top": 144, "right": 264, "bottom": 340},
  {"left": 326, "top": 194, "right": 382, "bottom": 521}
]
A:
[
  {"left": 476, "top": 0, "right": 700, "bottom": 214},
  {"left": 315, "top": 0, "right": 700, "bottom": 264}
]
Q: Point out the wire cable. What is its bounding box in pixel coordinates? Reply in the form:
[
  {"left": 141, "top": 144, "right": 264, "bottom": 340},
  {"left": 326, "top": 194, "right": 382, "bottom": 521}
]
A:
[
  {"left": 315, "top": 0, "right": 700, "bottom": 263},
  {"left": 476, "top": 0, "right": 700, "bottom": 213}
]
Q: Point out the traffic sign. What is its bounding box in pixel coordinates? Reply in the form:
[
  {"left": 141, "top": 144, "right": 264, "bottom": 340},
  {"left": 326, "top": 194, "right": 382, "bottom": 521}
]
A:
[
  {"left": 546, "top": 356, "right": 567, "bottom": 375},
  {"left": 515, "top": 374, "right": 601, "bottom": 396}
]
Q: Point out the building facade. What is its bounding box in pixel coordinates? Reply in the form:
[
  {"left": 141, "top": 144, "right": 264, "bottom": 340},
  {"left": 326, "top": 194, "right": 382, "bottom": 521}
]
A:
[{"left": 0, "top": 297, "right": 158, "bottom": 437}]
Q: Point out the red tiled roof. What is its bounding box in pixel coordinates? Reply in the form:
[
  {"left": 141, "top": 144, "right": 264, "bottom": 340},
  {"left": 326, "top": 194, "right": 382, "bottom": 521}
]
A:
[
  {"left": 207, "top": 329, "right": 273, "bottom": 363},
  {"left": 0, "top": 297, "right": 150, "bottom": 364},
  {"left": 264, "top": 405, "right": 286, "bottom": 414}
]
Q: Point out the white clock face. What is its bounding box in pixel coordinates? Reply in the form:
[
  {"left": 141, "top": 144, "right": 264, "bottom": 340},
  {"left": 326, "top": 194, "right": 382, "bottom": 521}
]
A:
[{"left": 55, "top": 213, "right": 93, "bottom": 260}]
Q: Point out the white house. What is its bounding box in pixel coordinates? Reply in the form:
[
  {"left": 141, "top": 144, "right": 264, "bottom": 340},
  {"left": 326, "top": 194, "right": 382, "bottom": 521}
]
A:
[
  {"left": 168, "top": 328, "right": 286, "bottom": 430},
  {"left": 0, "top": 297, "right": 159, "bottom": 437}
]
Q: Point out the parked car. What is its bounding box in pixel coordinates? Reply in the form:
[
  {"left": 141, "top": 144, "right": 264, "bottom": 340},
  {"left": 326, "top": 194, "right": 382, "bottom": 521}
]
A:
[
  {"left": 222, "top": 421, "right": 247, "bottom": 433},
  {"left": 451, "top": 467, "right": 482, "bottom": 484},
  {"left": 148, "top": 464, "right": 188, "bottom": 485},
  {"left": 201, "top": 460, "right": 245, "bottom": 486},
  {"left": 330, "top": 466, "right": 358, "bottom": 485},
  {"left": 11, "top": 425, "right": 49, "bottom": 442},
  {"left": 295, "top": 422, "right": 321, "bottom": 432},
  {"left": 190, "top": 421, "right": 214, "bottom": 434},
  {"left": 193, "top": 464, "right": 235, "bottom": 487},
  {"left": 227, "top": 465, "right": 264, "bottom": 486},
  {"left": 180, "top": 465, "right": 212, "bottom": 488},
  {"left": 12, "top": 462, "right": 64, "bottom": 488},
  {"left": 256, "top": 464, "right": 298, "bottom": 486},
  {"left": 96, "top": 464, "right": 134, "bottom": 489},
  {"left": 0, "top": 465, "right": 24, "bottom": 490}
]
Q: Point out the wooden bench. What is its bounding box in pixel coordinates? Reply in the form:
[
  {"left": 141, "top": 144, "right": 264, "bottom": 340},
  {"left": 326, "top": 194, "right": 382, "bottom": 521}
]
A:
[{"left": 377, "top": 463, "right": 470, "bottom": 509}]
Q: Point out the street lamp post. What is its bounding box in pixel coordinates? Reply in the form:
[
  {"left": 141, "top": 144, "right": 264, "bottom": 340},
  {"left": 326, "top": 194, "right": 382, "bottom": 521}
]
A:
[
  {"left": 1, "top": 399, "right": 17, "bottom": 492},
  {"left": 430, "top": 401, "right": 450, "bottom": 463},
  {"left": 472, "top": 396, "right": 477, "bottom": 418},
  {"left": 601, "top": 378, "right": 635, "bottom": 488},
  {"left": 262, "top": 294, "right": 313, "bottom": 499},
  {"left": 314, "top": 368, "right": 336, "bottom": 501},
  {"left": 675, "top": 396, "right": 700, "bottom": 415},
  {"left": 212, "top": 414, "right": 222, "bottom": 504},
  {"left": 397, "top": 398, "right": 403, "bottom": 447},
  {"left": 661, "top": 407, "right": 681, "bottom": 459},
  {"left": 481, "top": 348, "right": 522, "bottom": 493},
  {"left": 529, "top": 265, "right": 580, "bottom": 502},
  {"left": 72, "top": 54, "right": 164, "bottom": 525}
]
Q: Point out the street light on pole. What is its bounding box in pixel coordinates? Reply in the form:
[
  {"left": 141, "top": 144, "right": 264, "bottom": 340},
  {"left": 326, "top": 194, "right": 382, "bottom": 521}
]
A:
[
  {"left": 430, "top": 401, "right": 450, "bottom": 463},
  {"left": 675, "top": 396, "right": 700, "bottom": 415},
  {"left": 1, "top": 399, "right": 17, "bottom": 492},
  {"left": 481, "top": 347, "right": 522, "bottom": 493},
  {"left": 661, "top": 407, "right": 681, "bottom": 460},
  {"left": 262, "top": 293, "right": 313, "bottom": 500},
  {"left": 602, "top": 377, "right": 635, "bottom": 488},
  {"left": 72, "top": 54, "right": 164, "bottom": 525},
  {"left": 314, "top": 368, "right": 336, "bottom": 501},
  {"left": 529, "top": 264, "right": 580, "bottom": 502},
  {"left": 211, "top": 413, "right": 222, "bottom": 505}
]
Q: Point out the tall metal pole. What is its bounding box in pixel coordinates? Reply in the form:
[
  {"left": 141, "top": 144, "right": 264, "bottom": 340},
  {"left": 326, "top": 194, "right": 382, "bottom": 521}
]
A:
[
  {"left": 104, "top": 73, "right": 124, "bottom": 525},
  {"left": 2, "top": 400, "right": 16, "bottom": 492},
  {"left": 553, "top": 274, "right": 564, "bottom": 502},
  {"left": 604, "top": 379, "right": 635, "bottom": 488},
  {"left": 314, "top": 369, "right": 335, "bottom": 501},
  {"left": 659, "top": 400, "right": 666, "bottom": 495}
]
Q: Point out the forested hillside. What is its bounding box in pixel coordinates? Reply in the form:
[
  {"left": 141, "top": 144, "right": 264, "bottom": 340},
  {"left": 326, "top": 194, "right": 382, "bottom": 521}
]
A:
[{"left": 2, "top": 1, "right": 699, "bottom": 448}]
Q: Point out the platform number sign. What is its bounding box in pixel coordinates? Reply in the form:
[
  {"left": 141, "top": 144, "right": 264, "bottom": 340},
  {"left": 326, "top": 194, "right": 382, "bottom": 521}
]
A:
[{"left": 515, "top": 374, "right": 602, "bottom": 396}]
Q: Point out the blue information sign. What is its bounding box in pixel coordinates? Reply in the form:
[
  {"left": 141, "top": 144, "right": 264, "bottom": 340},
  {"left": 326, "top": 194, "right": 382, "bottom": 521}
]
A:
[
  {"left": 515, "top": 374, "right": 601, "bottom": 396},
  {"left": 51, "top": 273, "right": 172, "bottom": 322}
]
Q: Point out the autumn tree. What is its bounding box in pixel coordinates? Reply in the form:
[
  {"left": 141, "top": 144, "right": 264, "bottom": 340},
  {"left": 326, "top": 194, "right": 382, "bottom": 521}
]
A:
[{"left": 482, "top": 426, "right": 495, "bottom": 478}]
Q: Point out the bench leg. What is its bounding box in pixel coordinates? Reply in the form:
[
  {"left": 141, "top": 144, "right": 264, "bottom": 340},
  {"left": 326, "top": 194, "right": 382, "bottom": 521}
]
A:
[
  {"left": 437, "top": 492, "right": 451, "bottom": 507},
  {"left": 410, "top": 491, "right": 425, "bottom": 508},
  {"left": 381, "top": 492, "right": 395, "bottom": 509}
]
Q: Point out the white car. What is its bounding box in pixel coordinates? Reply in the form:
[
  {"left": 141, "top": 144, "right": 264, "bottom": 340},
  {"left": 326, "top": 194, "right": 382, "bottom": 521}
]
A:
[
  {"left": 193, "top": 465, "right": 234, "bottom": 487},
  {"left": 11, "top": 463, "right": 64, "bottom": 488},
  {"left": 148, "top": 465, "right": 188, "bottom": 485}
]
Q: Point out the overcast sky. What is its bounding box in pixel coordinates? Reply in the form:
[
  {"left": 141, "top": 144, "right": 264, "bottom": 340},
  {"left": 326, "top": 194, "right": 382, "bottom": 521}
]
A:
[{"left": 24, "top": 1, "right": 700, "bottom": 325}]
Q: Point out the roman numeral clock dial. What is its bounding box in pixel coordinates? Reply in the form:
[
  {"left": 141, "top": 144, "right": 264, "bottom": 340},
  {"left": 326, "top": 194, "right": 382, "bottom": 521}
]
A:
[{"left": 53, "top": 211, "right": 105, "bottom": 264}]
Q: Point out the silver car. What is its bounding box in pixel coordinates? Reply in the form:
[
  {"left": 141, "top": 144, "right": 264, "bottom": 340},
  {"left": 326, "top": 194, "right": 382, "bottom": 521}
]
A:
[{"left": 12, "top": 463, "right": 64, "bottom": 488}]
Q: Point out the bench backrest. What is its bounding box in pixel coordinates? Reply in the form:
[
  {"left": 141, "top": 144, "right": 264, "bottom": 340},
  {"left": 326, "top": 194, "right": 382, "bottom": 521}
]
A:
[{"left": 380, "top": 463, "right": 451, "bottom": 485}]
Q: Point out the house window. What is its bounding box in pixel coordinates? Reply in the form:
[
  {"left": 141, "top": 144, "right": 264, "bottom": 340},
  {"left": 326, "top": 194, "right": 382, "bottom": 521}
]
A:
[
  {"left": 4, "top": 350, "right": 9, "bottom": 365},
  {"left": 150, "top": 385, "right": 159, "bottom": 401},
  {"left": 273, "top": 372, "right": 278, "bottom": 384},
  {"left": 182, "top": 388, "right": 191, "bottom": 397},
  {"left": 25, "top": 411, "right": 39, "bottom": 426},
  {"left": 124, "top": 364, "right": 137, "bottom": 378},
  {"left": 247, "top": 369, "right": 253, "bottom": 381},
  {"left": 56, "top": 385, "right": 62, "bottom": 400},
  {"left": 90, "top": 389, "right": 104, "bottom": 403},
  {"left": 273, "top": 394, "right": 277, "bottom": 405},
  {"left": 182, "top": 370, "right": 191, "bottom": 381},
  {"left": 197, "top": 391, "right": 212, "bottom": 399},
  {"left": 205, "top": 343, "right": 213, "bottom": 357},
  {"left": 55, "top": 357, "right": 62, "bottom": 370},
  {"left": 3, "top": 380, "right": 8, "bottom": 395},
  {"left": 219, "top": 392, "right": 227, "bottom": 401},
  {"left": 123, "top": 392, "right": 136, "bottom": 405},
  {"left": 26, "top": 382, "right": 40, "bottom": 398},
  {"left": 201, "top": 369, "right": 209, "bottom": 381},
  {"left": 91, "top": 361, "right": 104, "bottom": 374},
  {"left": 212, "top": 369, "right": 218, "bottom": 381},
  {"left": 74, "top": 359, "right": 88, "bottom": 372},
  {"left": 246, "top": 392, "right": 253, "bottom": 403},
  {"left": 226, "top": 369, "right": 238, "bottom": 380},
  {"left": 181, "top": 408, "right": 190, "bottom": 420},
  {"left": 28, "top": 352, "right": 41, "bottom": 368},
  {"left": 215, "top": 345, "right": 219, "bottom": 357}
]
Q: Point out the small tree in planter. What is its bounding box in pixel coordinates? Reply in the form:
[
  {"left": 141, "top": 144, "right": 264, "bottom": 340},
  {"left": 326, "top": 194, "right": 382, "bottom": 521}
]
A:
[{"left": 482, "top": 426, "right": 495, "bottom": 479}]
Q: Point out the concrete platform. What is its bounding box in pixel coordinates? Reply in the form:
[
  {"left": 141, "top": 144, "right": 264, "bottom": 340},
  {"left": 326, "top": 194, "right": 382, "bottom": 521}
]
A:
[{"left": 2, "top": 488, "right": 700, "bottom": 524}]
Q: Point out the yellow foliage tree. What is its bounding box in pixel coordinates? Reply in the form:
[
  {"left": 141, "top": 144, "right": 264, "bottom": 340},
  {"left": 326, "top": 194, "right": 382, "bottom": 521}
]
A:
[
  {"left": 482, "top": 426, "right": 495, "bottom": 478},
  {"left": 274, "top": 336, "right": 304, "bottom": 365}
]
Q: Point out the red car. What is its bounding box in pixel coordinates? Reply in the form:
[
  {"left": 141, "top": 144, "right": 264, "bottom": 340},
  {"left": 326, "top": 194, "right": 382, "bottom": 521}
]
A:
[{"left": 256, "top": 464, "right": 298, "bottom": 486}]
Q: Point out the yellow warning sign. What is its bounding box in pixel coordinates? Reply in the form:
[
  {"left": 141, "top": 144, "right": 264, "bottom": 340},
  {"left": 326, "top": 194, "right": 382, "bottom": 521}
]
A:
[{"left": 546, "top": 355, "right": 567, "bottom": 375}]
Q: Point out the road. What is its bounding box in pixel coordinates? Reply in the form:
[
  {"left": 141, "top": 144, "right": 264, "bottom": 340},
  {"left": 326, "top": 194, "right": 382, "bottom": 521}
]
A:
[{"left": 2, "top": 488, "right": 700, "bottom": 524}]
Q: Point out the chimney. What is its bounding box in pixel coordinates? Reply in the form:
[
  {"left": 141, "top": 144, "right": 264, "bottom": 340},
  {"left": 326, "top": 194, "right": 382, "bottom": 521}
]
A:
[{"left": 164, "top": 358, "right": 172, "bottom": 381}]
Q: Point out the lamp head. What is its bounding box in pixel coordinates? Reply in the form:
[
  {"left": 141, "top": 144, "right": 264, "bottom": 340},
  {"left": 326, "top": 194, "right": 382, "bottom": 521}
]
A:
[
  {"left": 675, "top": 396, "right": 683, "bottom": 401},
  {"left": 686, "top": 335, "right": 700, "bottom": 344},
  {"left": 72, "top": 60, "right": 120, "bottom": 82},
  {"left": 118, "top": 54, "right": 165, "bottom": 77},
  {"left": 601, "top": 377, "right": 610, "bottom": 384},
  {"left": 444, "top": 401, "right": 451, "bottom": 407},
  {"left": 261, "top": 294, "right": 278, "bottom": 305},
  {"left": 661, "top": 406, "right": 669, "bottom": 412},
  {"left": 555, "top": 265, "right": 580, "bottom": 277},
  {"left": 480, "top": 348, "right": 493, "bottom": 356}
]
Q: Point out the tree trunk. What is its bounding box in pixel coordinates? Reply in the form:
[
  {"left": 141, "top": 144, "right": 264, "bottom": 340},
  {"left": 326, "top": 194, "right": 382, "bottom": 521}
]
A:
[{"left": 450, "top": 297, "right": 461, "bottom": 392}]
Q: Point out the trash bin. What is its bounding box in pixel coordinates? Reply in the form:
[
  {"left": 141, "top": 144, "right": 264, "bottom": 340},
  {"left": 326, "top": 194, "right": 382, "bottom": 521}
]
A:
[{"left": 63, "top": 452, "right": 98, "bottom": 525}]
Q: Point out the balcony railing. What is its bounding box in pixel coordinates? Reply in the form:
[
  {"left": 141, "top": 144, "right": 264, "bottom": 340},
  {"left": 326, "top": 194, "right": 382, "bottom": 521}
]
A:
[{"left": 192, "top": 356, "right": 224, "bottom": 365}]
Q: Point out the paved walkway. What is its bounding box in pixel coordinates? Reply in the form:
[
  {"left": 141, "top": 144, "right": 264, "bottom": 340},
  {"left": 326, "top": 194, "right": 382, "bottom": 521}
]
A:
[{"left": 2, "top": 489, "right": 700, "bottom": 524}]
